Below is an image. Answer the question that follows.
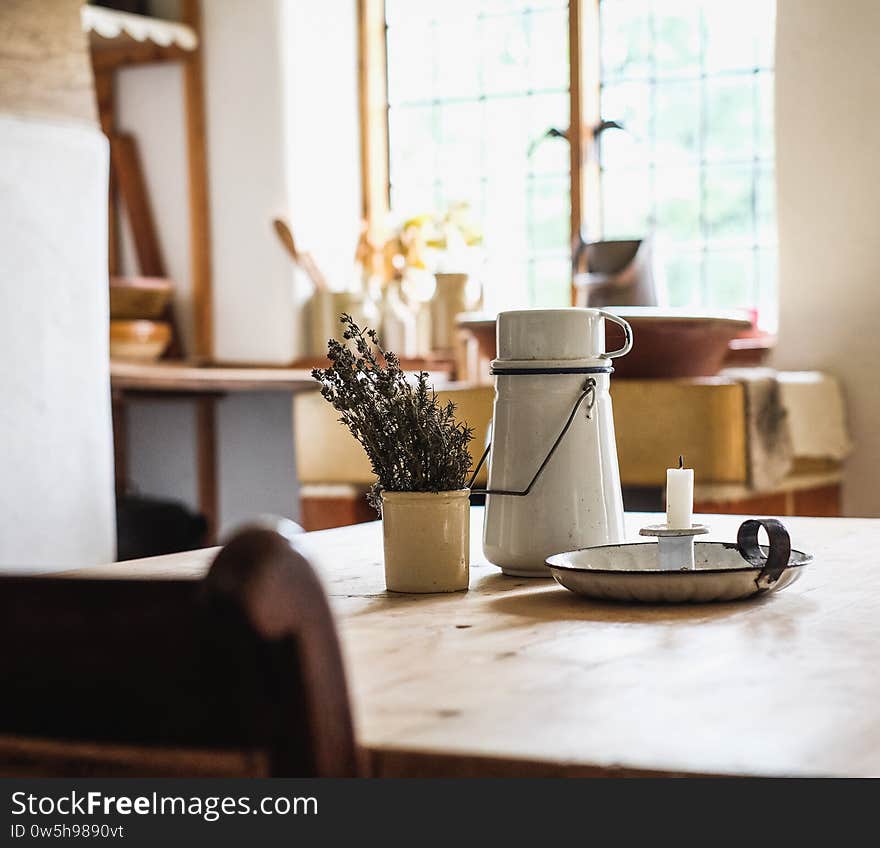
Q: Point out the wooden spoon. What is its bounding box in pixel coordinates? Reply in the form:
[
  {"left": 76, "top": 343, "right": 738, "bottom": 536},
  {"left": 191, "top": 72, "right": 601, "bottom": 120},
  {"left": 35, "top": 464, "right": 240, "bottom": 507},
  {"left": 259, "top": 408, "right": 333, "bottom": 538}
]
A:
[{"left": 272, "top": 217, "right": 329, "bottom": 292}]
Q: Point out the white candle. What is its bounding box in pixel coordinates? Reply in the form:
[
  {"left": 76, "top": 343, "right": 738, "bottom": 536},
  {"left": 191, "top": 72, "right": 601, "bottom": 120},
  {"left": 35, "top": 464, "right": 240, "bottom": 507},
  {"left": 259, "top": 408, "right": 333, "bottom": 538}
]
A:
[{"left": 666, "top": 456, "right": 694, "bottom": 529}]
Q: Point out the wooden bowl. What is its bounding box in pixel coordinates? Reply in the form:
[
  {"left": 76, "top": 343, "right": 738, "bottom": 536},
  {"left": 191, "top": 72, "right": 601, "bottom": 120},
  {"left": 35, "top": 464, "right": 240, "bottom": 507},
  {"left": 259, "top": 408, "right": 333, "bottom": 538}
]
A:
[
  {"left": 110, "top": 319, "right": 171, "bottom": 362},
  {"left": 109, "top": 276, "right": 172, "bottom": 320},
  {"left": 604, "top": 307, "right": 752, "bottom": 378}
]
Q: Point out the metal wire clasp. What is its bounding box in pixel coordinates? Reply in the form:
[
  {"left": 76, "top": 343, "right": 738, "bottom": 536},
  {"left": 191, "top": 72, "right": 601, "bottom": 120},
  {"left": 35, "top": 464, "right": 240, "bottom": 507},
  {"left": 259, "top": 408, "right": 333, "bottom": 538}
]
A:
[{"left": 468, "top": 378, "right": 597, "bottom": 496}]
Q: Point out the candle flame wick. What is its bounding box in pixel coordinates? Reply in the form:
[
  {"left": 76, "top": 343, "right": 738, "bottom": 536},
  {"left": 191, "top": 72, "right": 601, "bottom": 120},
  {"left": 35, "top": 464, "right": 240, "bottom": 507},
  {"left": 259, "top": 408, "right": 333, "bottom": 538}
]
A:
[{"left": 679, "top": 455, "right": 684, "bottom": 469}]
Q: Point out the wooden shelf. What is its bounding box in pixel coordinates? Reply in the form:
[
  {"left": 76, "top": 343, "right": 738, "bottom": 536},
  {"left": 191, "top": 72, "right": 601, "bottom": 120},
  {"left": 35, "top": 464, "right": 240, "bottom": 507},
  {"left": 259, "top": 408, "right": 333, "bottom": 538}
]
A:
[
  {"left": 110, "top": 360, "right": 317, "bottom": 394},
  {"left": 82, "top": 6, "right": 197, "bottom": 70},
  {"left": 291, "top": 354, "right": 456, "bottom": 380}
]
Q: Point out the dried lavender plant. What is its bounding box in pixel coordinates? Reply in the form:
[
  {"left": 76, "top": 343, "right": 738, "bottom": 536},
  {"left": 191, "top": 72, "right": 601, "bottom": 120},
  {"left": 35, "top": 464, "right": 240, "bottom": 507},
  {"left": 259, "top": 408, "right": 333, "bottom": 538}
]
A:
[{"left": 312, "top": 314, "right": 474, "bottom": 512}]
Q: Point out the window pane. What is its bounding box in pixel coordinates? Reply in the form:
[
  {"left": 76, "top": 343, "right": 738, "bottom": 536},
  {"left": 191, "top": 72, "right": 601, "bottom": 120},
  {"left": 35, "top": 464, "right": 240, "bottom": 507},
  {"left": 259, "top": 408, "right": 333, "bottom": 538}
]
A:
[
  {"left": 756, "top": 162, "right": 776, "bottom": 245},
  {"left": 704, "top": 164, "right": 753, "bottom": 243},
  {"left": 481, "top": 11, "right": 531, "bottom": 96},
  {"left": 601, "top": 81, "right": 652, "bottom": 155},
  {"left": 703, "top": 0, "right": 766, "bottom": 72},
  {"left": 483, "top": 175, "right": 528, "bottom": 264},
  {"left": 385, "top": 3, "right": 570, "bottom": 310},
  {"left": 528, "top": 175, "right": 569, "bottom": 253},
  {"left": 435, "top": 101, "right": 484, "bottom": 198},
  {"left": 756, "top": 71, "right": 774, "bottom": 160},
  {"left": 388, "top": 105, "right": 437, "bottom": 196},
  {"left": 755, "top": 247, "right": 778, "bottom": 328},
  {"left": 526, "top": 91, "right": 570, "bottom": 176},
  {"left": 755, "top": 3, "right": 777, "bottom": 68},
  {"left": 601, "top": 168, "right": 651, "bottom": 238},
  {"left": 705, "top": 76, "right": 755, "bottom": 163},
  {"left": 600, "top": 0, "right": 652, "bottom": 82},
  {"left": 655, "top": 166, "right": 701, "bottom": 242},
  {"left": 662, "top": 250, "right": 703, "bottom": 307},
  {"left": 386, "top": 19, "right": 435, "bottom": 106},
  {"left": 529, "top": 8, "right": 569, "bottom": 91},
  {"left": 704, "top": 249, "right": 755, "bottom": 309},
  {"left": 654, "top": 81, "right": 701, "bottom": 164},
  {"left": 433, "top": 18, "right": 482, "bottom": 101},
  {"left": 530, "top": 255, "right": 571, "bottom": 307},
  {"left": 598, "top": 0, "right": 777, "bottom": 326},
  {"left": 654, "top": 1, "right": 701, "bottom": 79}
]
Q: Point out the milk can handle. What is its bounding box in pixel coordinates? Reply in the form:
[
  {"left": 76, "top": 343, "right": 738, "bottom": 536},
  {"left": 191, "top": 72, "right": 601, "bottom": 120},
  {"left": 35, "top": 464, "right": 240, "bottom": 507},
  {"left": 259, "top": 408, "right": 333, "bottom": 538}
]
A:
[
  {"left": 468, "top": 379, "right": 596, "bottom": 496},
  {"left": 599, "top": 310, "right": 633, "bottom": 359}
]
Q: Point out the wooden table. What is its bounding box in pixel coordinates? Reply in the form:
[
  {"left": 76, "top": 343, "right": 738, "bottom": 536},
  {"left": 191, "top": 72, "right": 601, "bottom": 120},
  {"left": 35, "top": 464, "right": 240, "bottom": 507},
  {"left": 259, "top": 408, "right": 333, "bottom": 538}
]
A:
[
  {"left": 71, "top": 509, "right": 880, "bottom": 777},
  {"left": 110, "top": 361, "right": 318, "bottom": 542},
  {"left": 110, "top": 360, "right": 457, "bottom": 541}
]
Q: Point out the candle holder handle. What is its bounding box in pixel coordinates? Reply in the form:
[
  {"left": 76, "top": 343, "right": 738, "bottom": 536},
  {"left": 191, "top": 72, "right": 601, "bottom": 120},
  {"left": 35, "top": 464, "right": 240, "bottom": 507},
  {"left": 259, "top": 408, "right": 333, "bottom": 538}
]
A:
[{"left": 736, "top": 518, "right": 792, "bottom": 590}]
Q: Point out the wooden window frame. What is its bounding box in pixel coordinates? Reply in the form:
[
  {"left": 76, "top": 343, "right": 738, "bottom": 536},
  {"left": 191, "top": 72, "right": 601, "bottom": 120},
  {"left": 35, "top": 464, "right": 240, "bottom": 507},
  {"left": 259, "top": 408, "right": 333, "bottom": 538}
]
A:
[
  {"left": 358, "top": 0, "right": 391, "bottom": 244},
  {"left": 358, "top": 0, "right": 600, "bottom": 305}
]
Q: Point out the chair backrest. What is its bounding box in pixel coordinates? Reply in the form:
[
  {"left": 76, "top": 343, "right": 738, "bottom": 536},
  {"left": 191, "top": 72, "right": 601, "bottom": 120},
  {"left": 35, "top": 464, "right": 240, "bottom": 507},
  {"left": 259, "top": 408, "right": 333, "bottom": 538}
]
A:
[{"left": 0, "top": 525, "right": 359, "bottom": 777}]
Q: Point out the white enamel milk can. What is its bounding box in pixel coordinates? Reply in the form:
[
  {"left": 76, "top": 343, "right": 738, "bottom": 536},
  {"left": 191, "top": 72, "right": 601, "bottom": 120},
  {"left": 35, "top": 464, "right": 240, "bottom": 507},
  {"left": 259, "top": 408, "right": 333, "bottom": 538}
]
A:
[{"left": 473, "top": 308, "right": 633, "bottom": 577}]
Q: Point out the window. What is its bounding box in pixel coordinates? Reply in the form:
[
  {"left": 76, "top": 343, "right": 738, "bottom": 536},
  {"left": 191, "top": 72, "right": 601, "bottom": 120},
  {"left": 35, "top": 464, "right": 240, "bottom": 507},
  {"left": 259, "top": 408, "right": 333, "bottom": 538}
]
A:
[
  {"left": 372, "top": 1, "right": 777, "bottom": 323},
  {"left": 385, "top": 0, "right": 571, "bottom": 310},
  {"left": 599, "top": 0, "right": 777, "bottom": 326}
]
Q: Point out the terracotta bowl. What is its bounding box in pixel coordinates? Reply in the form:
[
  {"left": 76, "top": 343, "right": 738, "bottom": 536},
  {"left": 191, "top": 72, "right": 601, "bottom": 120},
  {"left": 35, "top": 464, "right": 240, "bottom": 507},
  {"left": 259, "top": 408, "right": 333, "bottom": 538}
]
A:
[
  {"left": 603, "top": 308, "right": 752, "bottom": 378},
  {"left": 109, "top": 276, "right": 173, "bottom": 320},
  {"left": 458, "top": 308, "right": 753, "bottom": 380},
  {"left": 110, "top": 319, "right": 172, "bottom": 362}
]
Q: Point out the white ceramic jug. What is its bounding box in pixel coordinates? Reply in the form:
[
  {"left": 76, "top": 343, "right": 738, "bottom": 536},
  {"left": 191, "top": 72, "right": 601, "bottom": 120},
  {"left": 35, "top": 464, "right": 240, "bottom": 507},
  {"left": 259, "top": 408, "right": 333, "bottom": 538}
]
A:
[{"left": 476, "top": 308, "right": 633, "bottom": 577}]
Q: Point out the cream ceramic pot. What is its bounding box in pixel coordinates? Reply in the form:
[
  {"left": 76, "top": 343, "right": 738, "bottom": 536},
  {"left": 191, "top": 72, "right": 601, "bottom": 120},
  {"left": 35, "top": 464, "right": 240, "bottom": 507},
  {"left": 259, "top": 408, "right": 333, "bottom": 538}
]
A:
[
  {"left": 481, "top": 308, "right": 633, "bottom": 577},
  {"left": 381, "top": 490, "right": 470, "bottom": 592}
]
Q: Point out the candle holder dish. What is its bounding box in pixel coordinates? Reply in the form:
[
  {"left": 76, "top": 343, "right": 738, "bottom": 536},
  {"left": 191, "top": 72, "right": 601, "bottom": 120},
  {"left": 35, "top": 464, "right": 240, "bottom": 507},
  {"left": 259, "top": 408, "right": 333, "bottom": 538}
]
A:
[{"left": 546, "top": 518, "right": 812, "bottom": 603}]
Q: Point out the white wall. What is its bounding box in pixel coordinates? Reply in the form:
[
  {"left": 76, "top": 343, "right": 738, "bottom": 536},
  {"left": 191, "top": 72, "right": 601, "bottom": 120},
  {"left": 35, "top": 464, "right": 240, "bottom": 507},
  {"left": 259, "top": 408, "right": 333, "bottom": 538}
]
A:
[
  {"left": 0, "top": 117, "right": 116, "bottom": 568},
  {"left": 203, "top": 0, "right": 301, "bottom": 364},
  {"left": 116, "top": 63, "right": 194, "bottom": 353},
  {"left": 774, "top": 0, "right": 880, "bottom": 516},
  {"left": 121, "top": 0, "right": 361, "bottom": 534},
  {"left": 202, "top": 0, "right": 362, "bottom": 364},
  {"left": 279, "top": 0, "right": 362, "bottom": 300},
  {"left": 126, "top": 393, "right": 298, "bottom": 531}
]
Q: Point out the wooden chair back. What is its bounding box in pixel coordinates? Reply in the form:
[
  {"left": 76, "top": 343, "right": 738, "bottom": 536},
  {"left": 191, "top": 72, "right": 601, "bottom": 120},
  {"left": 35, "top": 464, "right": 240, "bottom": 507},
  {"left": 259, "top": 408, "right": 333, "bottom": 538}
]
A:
[{"left": 0, "top": 524, "right": 359, "bottom": 777}]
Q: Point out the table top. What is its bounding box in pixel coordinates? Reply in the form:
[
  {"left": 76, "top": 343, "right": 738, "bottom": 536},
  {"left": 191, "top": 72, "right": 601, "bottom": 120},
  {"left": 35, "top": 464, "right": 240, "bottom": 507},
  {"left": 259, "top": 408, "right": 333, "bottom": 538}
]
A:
[
  {"left": 64, "top": 509, "right": 880, "bottom": 777},
  {"left": 110, "top": 360, "right": 456, "bottom": 395},
  {"left": 110, "top": 360, "right": 319, "bottom": 393}
]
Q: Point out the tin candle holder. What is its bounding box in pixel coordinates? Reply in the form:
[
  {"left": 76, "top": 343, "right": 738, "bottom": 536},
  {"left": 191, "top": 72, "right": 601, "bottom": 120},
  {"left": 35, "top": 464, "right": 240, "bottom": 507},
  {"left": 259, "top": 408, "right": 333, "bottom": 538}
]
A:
[{"left": 546, "top": 518, "right": 813, "bottom": 604}]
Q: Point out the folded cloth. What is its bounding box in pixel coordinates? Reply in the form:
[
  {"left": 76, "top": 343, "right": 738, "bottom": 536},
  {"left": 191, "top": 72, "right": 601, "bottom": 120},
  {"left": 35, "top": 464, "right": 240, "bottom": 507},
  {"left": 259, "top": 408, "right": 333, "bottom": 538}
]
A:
[
  {"left": 777, "top": 371, "right": 852, "bottom": 461},
  {"left": 721, "top": 368, "right": 793, "bottom": 491}
]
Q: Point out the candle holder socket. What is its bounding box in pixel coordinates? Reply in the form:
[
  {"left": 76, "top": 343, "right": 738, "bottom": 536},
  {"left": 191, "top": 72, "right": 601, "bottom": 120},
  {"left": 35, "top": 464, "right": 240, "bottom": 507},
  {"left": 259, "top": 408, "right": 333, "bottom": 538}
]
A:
[{"left": 639, "top": 523, "right": 709, "bottom": 571}]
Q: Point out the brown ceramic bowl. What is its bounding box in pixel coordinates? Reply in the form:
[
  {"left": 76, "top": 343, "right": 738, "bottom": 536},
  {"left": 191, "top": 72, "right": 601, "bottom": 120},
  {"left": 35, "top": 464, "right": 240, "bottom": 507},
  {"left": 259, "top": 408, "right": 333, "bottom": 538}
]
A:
[
  {"left": 109, "top": 276, "right": 173, "bottom": 320},
  {"left": 109, "top": 319, "right": 172, "bottom": 362},
  {"left": 458, "top": 308, "right": 754, "bottom": 380},
  {"left": 603, "top": 307, "right": 752, "bottom": 379}
]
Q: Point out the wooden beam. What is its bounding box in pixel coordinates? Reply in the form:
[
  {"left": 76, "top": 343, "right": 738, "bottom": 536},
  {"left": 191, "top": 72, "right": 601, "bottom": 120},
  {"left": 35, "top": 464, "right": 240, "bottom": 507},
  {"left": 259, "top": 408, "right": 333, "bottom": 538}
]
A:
[
  {"left": 181, "top": 0, "right": 213, "bottom": 362},
  {"left": 358, "top": 0, "right": 390, "bottom": 238},
  {"left": 93, "top": 69, "right": 120, "bottom": 275},
  {"left": 109, "top": 134, "right": 166, "bottom": 277},
  {"left": 568, "top": 0, "right": 602, "bottom": 304}
]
